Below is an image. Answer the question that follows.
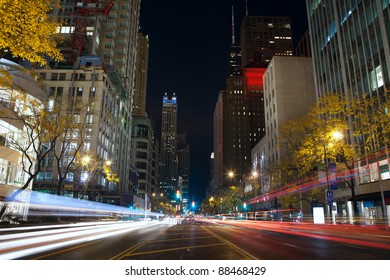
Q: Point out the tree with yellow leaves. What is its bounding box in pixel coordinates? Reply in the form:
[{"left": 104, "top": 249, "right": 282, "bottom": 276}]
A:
[
  {"left": 278, "top": 91, "right": 389, "bottom": 215},
  {"left": 0, "top": 0, "right": 62, "bottom": 66},
  {"left": 0, "top": 0, "right": 62, "bottom": 93}
]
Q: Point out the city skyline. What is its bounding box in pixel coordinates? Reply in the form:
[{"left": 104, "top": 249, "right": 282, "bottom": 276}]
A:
[{"left": 139, "top": 0, "right": 309, "bottom": 202}]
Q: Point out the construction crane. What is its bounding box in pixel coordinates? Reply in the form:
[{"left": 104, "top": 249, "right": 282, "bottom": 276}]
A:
[{"left": 72, "top": 0, "right": 114, "bottom": 59}]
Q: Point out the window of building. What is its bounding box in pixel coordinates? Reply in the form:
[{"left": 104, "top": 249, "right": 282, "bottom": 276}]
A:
[
  {"left": 136, "top": 151, "right": 148, "bottom": 159},
  {"left": 136, "top": 141, "right": 148, "bottom": 149},
  {"left": 370, "top": 65, "right": 384, "bottom": 90},
  {"left": 51, "top": 73, "right": 58, "bottom": 80},
  {"left": 59, "top": 73, "right": 66, "bottom": 80}
]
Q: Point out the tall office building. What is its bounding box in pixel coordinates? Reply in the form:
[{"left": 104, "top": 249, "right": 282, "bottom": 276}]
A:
[
  {"left": 215, "top": 14, "right": 294, "bottom": 188},
  {"left": 222, "top": 59, "right": 267, "bottom": 186},
  {"left": 133, "top": 32, "right": 149, "bottom": 116},
  {"left": 306, "top": 0, "right": 390, "bottom": 218},
  {"left": 240, "top": 16, "right": 293, "bottom": 66},
  {"left": 159, "top": 93, "right": 178, "bottom": 201},
  {"left": 129, "top": 30, "right": 158, "bottom": 205},
  {"left": 32, "top": 0, "right": 141, "bottom": 202}
]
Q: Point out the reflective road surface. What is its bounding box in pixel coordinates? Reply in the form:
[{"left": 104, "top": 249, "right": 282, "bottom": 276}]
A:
[{"left": 1, "top": 218, "right": 389, "bottom": 260}]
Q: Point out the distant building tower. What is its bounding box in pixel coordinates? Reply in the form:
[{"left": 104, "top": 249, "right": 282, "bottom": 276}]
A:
[
  {"left": 295, "top": 30, "right": 311, "bottom": 57},
  {"left": 177, "top": 133, "right": 190, "bottom": 212},
  {"left": 213, "top": 91, "right": 224, "bottom": 190},
  {"left": 240, "top": 16, "right": 293, "bottom": 66},
  {"left": 228, "top": 6, "right": 242, "bottom": 77},
  {"left": 133, "top": 32, "right": 149, "bottom": 116},
  {"left": 215, "top": 14, "right": 294, "bottom": 189},
  {"left": 222, "top": 59, "right": 267, "bottom": 187},
  {"left": 159, "top": 93, "right": 178, "bottom": 201}
]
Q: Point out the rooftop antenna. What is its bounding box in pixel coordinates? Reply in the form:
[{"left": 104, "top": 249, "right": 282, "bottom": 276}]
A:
[
  {"left": 231, "top": 5, "right": 235, "bottom": 45},
  {"left": 245, "top": 0, "right": 248, "bottom": 16}
]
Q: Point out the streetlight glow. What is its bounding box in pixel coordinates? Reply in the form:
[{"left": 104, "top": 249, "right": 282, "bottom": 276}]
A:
[
  {"left": 252, "top": 171, "right": 258, "bottom": 178},
  {"left": 82, "top": 156, "right": 91, "bottom": 165},
  {"left": 331, "top": 130, "right": 343, "bottom": 140}
]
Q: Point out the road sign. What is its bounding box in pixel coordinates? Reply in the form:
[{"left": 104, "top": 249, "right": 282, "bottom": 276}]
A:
[{"left": 326, "top": 190, "right": 334, "bottom": 205}]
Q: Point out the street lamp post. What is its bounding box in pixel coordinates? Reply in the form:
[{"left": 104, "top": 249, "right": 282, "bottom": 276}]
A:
[{"left": 323, "top": 130, "right": 343, "bottom": 224}]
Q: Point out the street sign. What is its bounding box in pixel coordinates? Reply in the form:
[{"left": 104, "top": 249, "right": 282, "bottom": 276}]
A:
[{"left": 326, "top": 190, "right": 334, "bottom": 205}]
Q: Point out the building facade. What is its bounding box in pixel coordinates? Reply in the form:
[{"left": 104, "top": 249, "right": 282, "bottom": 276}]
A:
[
  {"left": 0, "top": 59, "right": 46, "bottom": 221},
  {"left": 130, "top": 116, "right": 159, "bottom": 202},
  {"left": 251, "top": 56, "right": 316, "bottom": 210},
  {"left": 213, "top": 90, "right": 224, "bottom": 190},
  {"left": 31, "top": 0, "right": 141, "bottom": 202},
  {"left": 133, "top": 32, "right": 149, "bottom": 116},
  {"left": 177, "top": 133, "right": 190, "bottom": 212},
  {"left": 306, "top": 0, "right": 390, "bottom": 221},
  {"left": 240, "top": 16, "right": 293, "bottom": 66}
]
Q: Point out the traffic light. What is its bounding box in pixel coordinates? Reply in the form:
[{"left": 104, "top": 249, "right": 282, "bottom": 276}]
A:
[{"left": 176, "top": 190, "right": 180, "bottom": 199}]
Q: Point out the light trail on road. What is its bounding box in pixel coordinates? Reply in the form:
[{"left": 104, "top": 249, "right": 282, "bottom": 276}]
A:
[
  {"left": 202, "top": 219, "right": 390, "bottom": 250},
  {"left": 0, "top": 220, "right": 175, "bottom": 260}
]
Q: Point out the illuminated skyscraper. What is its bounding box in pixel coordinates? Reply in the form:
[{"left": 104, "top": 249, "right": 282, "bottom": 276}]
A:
[
  {"left": 159, "top": 93, "right": 178, "bottom": 201},
  {"left": 240, "top": 16, "right": 293, "bottom": 66}
]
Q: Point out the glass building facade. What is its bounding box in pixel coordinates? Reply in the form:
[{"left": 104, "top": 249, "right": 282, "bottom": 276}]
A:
[
  {"left": 307, "top": 0, "right": 390, "bottom": 100},
  {"left": 307, "top": 0, "right": 390, "bottom": 221}
]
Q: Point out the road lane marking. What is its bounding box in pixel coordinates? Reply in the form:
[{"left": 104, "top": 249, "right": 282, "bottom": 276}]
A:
[
  {"left": 148, "top": 236, "right": 215, "bottom": 243},
  {"left": 31, "top": 240, "right": 101, "bottom": 260},
  {"left": 282, "top": 242, "right": 299, "bottom": 248},
  {"left": 110, "top": 231, "right": 163, "bottom": 260},
  {"left": 345, "top": 244, "right": 366, "bottom": 250},
  {"left": 202, "top": 226, "right": 258, "bottom": 260},
  {"left": 122, "top": 243, "right": 226, "bottom": 258}
]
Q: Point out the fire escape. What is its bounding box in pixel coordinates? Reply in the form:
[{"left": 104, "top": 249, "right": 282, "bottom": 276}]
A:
[{"left": 72, "top": 0, "right": 114, "bottom": 60}]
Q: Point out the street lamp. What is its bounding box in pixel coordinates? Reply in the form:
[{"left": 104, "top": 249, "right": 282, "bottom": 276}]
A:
[
  {"left": 324, "top": 130, "right": 343, "bottom": 191},
  {"left": 323, "top": 130, "right": 343, "bottom": 224},
  {"left": 80, "top": 155, "right": 114, "bottom": 201}
]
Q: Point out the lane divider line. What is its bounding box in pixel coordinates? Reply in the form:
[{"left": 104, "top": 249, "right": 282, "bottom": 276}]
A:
[{"left": 202, "top": 226, "right": 258, "bottom": 260}]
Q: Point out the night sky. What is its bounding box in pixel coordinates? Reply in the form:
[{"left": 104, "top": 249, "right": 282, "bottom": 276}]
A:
[{"left": 139, "top": 0, "right": 309, "bottom": 204}]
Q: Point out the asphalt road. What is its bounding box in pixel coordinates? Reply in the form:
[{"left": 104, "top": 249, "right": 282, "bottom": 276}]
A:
[{"left": 6, "top": 219, "right": 388, "bottom": 260}]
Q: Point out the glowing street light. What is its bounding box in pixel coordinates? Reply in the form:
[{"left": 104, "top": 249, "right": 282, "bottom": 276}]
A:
[
  {"left": 252, "top": 170, "right": 258, "bottom": 178},
  {"left": 331, "top": 130, "right": 343, "bottom": 141}
]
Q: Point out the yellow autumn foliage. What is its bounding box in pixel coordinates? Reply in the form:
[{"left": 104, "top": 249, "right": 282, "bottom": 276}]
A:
[{"left": 0, "top": 0, "right": 62, "bottom": 66}]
